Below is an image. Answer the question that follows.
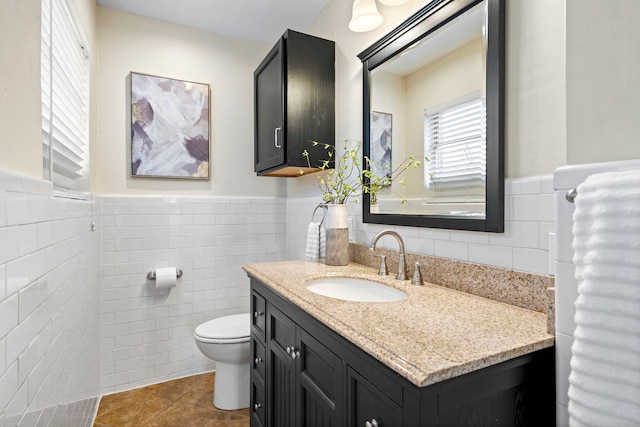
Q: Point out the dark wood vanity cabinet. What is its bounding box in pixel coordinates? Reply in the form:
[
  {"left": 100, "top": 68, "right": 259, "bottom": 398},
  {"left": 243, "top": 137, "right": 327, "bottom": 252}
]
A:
[
  {"left": 250, "top": 278, "right": 554, "bottom": 427},
  {"left": 253, "top": 30, "right": 335, "bottom": 177}
]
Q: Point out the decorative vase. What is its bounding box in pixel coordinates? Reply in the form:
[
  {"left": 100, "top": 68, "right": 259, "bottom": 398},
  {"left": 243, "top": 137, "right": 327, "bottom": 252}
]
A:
[{"left": 324, "top": 204, "right": 349, "bottom": 266}]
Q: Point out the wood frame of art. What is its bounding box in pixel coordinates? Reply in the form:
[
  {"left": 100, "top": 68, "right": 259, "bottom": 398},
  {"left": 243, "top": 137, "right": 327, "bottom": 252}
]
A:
[{"left": 130, "top": 72, "right": 210, "bottom": 179}]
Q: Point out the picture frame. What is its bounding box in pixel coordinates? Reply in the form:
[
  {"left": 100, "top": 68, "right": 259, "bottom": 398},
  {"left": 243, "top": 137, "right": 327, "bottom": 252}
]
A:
[
  {"left": 370, "top": 111, "right": 392, "bottom": 183},
  {"left": 130, "top": 72, "right": 210, "bottom": 179}
]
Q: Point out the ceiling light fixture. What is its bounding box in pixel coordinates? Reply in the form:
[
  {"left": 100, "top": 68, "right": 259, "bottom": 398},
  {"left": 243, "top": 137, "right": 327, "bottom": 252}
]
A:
[
  {"left": 378, "top": 0, "right": 411, "bottom": 5},
  {"left": 348, "top": 0, "right": 383, "bottom": 32}
]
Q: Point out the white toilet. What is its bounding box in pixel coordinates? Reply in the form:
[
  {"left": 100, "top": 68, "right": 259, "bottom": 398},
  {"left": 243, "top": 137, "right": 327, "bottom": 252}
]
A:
[{"left": 193, "top": 313, "right": 251, "bottom": 410}]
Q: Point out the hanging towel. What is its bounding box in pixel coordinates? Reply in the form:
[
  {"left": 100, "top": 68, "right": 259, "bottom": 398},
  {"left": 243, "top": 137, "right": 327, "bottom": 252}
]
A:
[
  {"left": 305, "top": 222, "right": 326, "bottom": 260},
  {"left": 568, "top": 168, "right": 640, "bottom": 427}
]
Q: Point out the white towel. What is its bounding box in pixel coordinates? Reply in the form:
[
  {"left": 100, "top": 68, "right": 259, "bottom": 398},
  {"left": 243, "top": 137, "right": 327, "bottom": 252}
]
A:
[
  {"left": 568, "top": 168, "right": 640, "bottom": 427},
  {"left": 305, "top": 222, "right": 326, "bottom": 260}
]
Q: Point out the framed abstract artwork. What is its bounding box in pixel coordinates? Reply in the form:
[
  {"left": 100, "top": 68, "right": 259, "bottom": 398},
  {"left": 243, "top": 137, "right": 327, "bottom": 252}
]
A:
[
  {"left": 370, "top": 111, "right": 392, "bottom": 183},
  {"left": 130, "top": 72, "right": 210, "bottom": 179}
]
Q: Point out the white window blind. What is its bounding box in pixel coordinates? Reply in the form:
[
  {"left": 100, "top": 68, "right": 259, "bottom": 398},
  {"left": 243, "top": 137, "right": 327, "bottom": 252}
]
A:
[
  {"left": 424, "top": 95, "right": 486, "bottom": 201},
  {"left": 41, "top": 0, "right": 90, "bottom": 198}
]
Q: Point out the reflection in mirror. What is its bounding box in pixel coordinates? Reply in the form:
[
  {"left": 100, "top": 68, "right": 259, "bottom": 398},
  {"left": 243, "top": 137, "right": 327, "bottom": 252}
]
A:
[{"left": 359, "top": 0, "right": 504, "bottom": 232}]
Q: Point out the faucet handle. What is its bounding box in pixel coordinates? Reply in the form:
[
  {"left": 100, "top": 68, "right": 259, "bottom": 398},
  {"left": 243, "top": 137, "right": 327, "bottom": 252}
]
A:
[
  {"left": 411, "top": 262, "right": 423, "bottom": 285},
  {"left": 375, "top": 254, "right": 388, "bottom": 276}
]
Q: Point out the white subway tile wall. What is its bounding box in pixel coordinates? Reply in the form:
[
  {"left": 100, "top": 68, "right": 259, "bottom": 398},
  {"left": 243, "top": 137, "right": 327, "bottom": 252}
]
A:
[
  {"left": 0, "top": 171, "right": 100, "bottom": 427},
  {"left": 1, "top": 170, "right": 553, "bottom": 426},
  {"left": 98, "top": 196, "right": 286, "bottom": 394},
  {"left": 552, "top": 159, "right": 640, "bottom": 426},
  {"left": 287, "top": 176, "right": 556, "bottom": 275}
]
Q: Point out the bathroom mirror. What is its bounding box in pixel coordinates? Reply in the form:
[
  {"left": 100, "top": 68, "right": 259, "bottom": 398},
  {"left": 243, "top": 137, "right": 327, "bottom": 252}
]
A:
[{"left": 358, "top": 0, "right": 504, "bottom": 232}]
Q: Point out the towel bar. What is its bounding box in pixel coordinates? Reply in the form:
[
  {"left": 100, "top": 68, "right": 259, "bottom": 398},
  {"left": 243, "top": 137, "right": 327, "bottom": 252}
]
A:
[{"left": 566, "top": 188, "right": 577, "bottom": 203}]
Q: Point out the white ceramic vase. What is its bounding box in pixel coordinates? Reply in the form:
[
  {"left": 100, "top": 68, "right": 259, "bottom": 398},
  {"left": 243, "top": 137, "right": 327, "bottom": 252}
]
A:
[{"left": 324, "top": 204, "right": 349, "bottom": 266}]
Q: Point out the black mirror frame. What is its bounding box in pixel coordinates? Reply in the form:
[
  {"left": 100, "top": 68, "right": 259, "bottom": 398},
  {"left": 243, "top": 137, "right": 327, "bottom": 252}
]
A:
[{"left": 358, "top": 0, "right": 505, "bottom": 232}]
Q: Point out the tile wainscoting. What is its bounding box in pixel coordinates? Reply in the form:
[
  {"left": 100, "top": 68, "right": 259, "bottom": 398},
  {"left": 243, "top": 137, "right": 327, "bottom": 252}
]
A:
[
  {"left": 98, "top": 196, "right": 286, "bottom": 394},
  {"left": 1, "top": 168, "right": 555, "bottom": 426},
  {"left": 286, "top": 174, "right": 556, "bottom": 276},
  {"left": 0, "top": 171, "right": 100, "bottom": 426}
]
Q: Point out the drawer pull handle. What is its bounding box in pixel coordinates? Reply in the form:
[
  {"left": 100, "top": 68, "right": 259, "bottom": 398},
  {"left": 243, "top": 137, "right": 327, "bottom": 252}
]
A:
[
  {"left": 254, "top": 403, "right": 262, "bottom": 411},
  {"left": 254, "top": 311, "right": 264, "bottom": 318},
  {"left": 274, "top": 127, "right": 282, "bottom": 148},
  {"left": 254, "top": 357, "right": 263, "bottom": 365},
  {"left": 365, "top": 419, "right": 380, "bottom": 427}
]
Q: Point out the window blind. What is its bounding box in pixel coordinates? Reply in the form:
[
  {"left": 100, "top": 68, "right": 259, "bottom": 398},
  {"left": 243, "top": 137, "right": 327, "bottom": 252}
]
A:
[
  {"left": 41, "top": 0, "right": 90, "bottom": 198},
  {"left": 424, "top": 96, "right": 486, "bottom": 201}
]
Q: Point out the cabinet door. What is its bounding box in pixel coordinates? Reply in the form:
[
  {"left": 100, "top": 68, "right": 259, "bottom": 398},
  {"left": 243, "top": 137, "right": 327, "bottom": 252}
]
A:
[
  {"left": 254, "top": 38, "right": 285, "bottom": 173},
  {"left": 347, "top": 367, "right": 403, "bottom": 427},
  {"left": 267, "top": 305, "right": 297, "bottom": 427},
  {"left": 299, "top": 329, "right": 342, "bottom": 426}
]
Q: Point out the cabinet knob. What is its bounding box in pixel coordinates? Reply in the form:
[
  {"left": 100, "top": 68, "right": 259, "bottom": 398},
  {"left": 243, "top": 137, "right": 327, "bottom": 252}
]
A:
[
  {"left": 286, "top": 347, "right": 300, "bottom": 359},
  {"left": 254, "top": 403, "right": 262, "bottom": 411},
  {"left": 365, "top": 419, "right": 380, "bottom": 427},
  {"left": 254, "top": 311, "right": 264, "bottom": 318},
  {"left": 254, "top": 357, "right": 263, "bottom": 365}
]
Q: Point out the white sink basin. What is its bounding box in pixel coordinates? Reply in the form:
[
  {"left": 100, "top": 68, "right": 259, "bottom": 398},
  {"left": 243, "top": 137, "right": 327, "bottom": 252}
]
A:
[{"left": 305, "top": 277, "right": 408, "bottom": 302}]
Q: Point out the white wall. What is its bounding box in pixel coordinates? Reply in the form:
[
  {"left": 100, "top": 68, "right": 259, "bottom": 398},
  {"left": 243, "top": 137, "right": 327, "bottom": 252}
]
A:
[
  {"left": 0, "top": 172, "right": 101, "bottom": 426},
  {"left": 288, "top": 175, "right": 555, "bottom": 276},
  {"left": 98, "top": 195, "right": 285, "bottom": 393},
  {"left": 96, "top": 7, "right": 286, "bottom": 198}
]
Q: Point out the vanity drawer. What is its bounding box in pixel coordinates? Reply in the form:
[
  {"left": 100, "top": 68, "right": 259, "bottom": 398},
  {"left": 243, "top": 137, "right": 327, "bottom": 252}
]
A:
[
  {"left": 252, "top": 290, "right": 266, "bottom": 341},
  {"left": 253, "top": 338, "right": 266, "bottom": 382},
  {"left": 251, "top": 379, "right": 266, "bottom": 427}
]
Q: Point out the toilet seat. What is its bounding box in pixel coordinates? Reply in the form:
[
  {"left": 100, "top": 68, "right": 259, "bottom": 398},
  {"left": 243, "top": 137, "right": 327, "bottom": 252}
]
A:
[{"left": 194, "top": 313, "right": 250, "bottom": 344}]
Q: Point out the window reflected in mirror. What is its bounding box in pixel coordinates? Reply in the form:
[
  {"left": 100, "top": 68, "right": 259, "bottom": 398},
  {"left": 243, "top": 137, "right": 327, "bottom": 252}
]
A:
[{"left": 360, "top": 0, "right": 504, "bottom": 232}]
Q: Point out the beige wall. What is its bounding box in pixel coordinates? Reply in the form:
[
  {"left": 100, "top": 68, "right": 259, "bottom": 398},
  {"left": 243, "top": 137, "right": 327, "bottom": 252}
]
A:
[
  {"left": 505, "top": 0, "right": 567, "bottom": 178},
  {"left": 370, "top": 71, "right": 406, "bottom": 198},
  {"left": 0, "top": 0, "right": 45, "bottom": 178},
  {"left": 566, "top": 0, "right": 640, "bottom": 165},
  {"left": 290, "top": 0, "right": 571, "bottom": 194},
  {"left": 0, "top": 0, "right": 97, "bottom": 180},
  {"left": 96, "top": 7, "right": 285, "bottom": 196},
  {"left": 405, "top": 39, "right": 485, "bottom": 198},
  {"left": 369, "top": 39, "right": 485, "bottom": 199},
  {"left": 2, "top": 0, "right": 639, "bottom": 191}
]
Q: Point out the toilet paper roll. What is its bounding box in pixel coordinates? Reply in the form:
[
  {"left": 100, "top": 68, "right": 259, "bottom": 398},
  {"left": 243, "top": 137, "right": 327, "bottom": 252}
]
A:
[{"left": 154, "top": 267, "right": 177, "bottom": 289}]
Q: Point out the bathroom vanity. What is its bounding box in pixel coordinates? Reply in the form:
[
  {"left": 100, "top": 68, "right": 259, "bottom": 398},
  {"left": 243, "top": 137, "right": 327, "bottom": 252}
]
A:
[{"left": 243, "top": 261, "right": 555, "bottom": 427}]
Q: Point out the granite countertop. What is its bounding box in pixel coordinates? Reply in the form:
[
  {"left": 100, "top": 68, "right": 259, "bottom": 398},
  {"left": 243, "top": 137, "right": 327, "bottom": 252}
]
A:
[{"left": 242, "top": 260, "right": 555, "bottom": 388}]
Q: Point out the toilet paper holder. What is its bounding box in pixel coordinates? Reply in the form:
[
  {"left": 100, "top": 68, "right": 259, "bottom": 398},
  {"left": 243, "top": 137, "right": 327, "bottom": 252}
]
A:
[{"left": 147, "top": 268, "right": 183, "bottom": 280}]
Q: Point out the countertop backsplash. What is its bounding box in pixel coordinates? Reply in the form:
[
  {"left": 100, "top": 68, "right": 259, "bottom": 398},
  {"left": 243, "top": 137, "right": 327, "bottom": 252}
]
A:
[{"left": 350, "top": 243, "right": 555, "bottom": 333}]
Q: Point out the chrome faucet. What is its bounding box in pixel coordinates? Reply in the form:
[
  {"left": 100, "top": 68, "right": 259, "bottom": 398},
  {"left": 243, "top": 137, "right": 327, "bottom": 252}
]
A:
[{"left": 369, "top": 230, "right": 408, "bottom": 280}]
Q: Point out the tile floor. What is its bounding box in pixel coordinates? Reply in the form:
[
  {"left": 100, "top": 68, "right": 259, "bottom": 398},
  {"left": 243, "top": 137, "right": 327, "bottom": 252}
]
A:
[{"left": 93, "top": 372, "right": 249, "bottom": 427}]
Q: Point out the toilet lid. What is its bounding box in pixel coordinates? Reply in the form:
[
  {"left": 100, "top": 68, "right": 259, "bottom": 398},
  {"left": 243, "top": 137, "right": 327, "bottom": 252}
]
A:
[{"left": 195, "top": 313, "right": 250, "bottom": 341}]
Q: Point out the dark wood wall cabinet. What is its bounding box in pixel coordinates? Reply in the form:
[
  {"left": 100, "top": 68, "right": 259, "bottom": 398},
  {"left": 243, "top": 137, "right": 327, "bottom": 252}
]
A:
[
  {"left": 254, "top": 30, "right": 335, "bottom": 177},
  {"left": 250, "top": 278, "right": 555, "bottom": 427}
]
